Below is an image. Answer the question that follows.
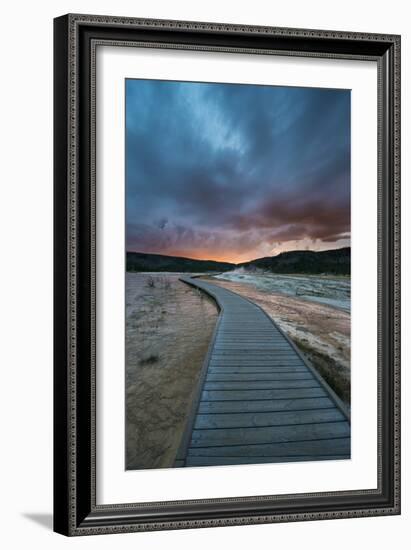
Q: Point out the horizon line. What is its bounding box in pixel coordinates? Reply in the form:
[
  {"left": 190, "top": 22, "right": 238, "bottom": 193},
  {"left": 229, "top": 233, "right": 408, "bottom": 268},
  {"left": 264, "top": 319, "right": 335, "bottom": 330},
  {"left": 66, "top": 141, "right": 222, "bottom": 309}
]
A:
[{"left": 126, "top": 245, "right": 351, "bottom": 265}]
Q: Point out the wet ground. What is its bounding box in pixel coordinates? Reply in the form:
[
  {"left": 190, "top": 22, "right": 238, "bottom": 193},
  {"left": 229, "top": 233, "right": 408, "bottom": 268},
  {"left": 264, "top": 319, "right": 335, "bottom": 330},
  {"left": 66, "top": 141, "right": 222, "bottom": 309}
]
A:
[
  {"left": 126, "top": 273, "right": 218, "bottom": 470},
  {"left": 215, "top": 269, "right": 350, "bottom": 312}
]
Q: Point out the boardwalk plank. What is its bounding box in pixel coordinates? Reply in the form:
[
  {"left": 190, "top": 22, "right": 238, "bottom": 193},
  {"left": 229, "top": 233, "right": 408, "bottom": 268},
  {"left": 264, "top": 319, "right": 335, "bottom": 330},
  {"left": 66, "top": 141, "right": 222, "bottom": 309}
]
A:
[
  {"left": 208, "top": 366, "right": 308, "bottom": 373},
  {"left": 207, "top": 373, "right": 313, "bottom": 381},
  {"left": 204, "top": 380, "right": 320, "bottom": 390},
  {"left": 195, "top": 409, "right": 344, "bottom": 429},
  {"left": 186, "top": 455, "right": 349, "bottom": 466},
  {"left": 201, "top": 388, "right": 328, "bottom": 401},
  {"left": 198, "top": 397, "right": 335, "bottom": 414},
  {"left": 210, "top": 359, "right": 305, "bottom": 366},
  {"left": 208, "top": 366, "right": 307, "bottom": 380},
  {"left": 188, "top": 437, "right": 351, "bottom": 457},
  {"left": 213, "top": 352, "right": 296, "bottom": 359},
  {"left": 190, "top": 421, "right": 350, "bottom": 447}
]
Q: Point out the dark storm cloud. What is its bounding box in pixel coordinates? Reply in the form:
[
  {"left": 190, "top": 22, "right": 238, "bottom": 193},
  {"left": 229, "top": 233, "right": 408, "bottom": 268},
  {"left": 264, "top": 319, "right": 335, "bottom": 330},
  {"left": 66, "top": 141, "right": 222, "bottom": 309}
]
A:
[{"left": 126, "top": 79, "right": 350, "bottom": 262}]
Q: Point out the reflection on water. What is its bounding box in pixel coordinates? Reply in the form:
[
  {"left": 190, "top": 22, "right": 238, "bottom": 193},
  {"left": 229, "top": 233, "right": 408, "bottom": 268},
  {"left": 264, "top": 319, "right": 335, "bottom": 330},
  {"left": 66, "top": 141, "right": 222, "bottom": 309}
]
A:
[{"left": 215, "top": 270, "right": 350, "bottom": 312}]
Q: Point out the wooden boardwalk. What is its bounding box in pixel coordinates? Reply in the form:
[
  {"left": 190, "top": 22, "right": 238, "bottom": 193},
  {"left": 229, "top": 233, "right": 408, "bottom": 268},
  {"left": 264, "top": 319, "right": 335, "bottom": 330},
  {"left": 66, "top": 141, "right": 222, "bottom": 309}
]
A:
[{"left": 175, "top": 276, "right": 350, "bottom": 467}]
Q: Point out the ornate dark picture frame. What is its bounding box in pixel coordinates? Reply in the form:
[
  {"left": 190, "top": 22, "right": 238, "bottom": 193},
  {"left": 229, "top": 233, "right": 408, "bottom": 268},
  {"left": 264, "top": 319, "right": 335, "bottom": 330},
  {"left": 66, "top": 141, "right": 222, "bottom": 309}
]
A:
[{"left": 53, "top": 14, "right": 401, "bottom": 536}]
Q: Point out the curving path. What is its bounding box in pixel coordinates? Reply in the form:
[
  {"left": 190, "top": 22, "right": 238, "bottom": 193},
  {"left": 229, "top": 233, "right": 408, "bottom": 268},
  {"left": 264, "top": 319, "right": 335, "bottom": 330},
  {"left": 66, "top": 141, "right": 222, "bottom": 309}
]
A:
[{"left": 175, "top": 276, "right": 350, "bottom": 468}]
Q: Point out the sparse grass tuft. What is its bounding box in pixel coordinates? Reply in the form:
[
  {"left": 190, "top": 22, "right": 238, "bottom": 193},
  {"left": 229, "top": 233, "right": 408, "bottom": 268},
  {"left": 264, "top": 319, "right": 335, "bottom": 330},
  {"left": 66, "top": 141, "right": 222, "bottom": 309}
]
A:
[
  {"left": 147, "top": 276, "right": 155, "bottom": 288},
  {"left": 139, "top": 354, "right": 159, "bottom": 366}
]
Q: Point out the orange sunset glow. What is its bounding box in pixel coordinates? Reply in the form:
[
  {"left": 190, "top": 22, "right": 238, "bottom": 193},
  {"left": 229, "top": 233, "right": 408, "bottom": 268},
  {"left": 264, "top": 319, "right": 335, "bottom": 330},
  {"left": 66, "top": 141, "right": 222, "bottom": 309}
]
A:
[{"left": 125, "top": 80, "right": 351, "bottom": 262}]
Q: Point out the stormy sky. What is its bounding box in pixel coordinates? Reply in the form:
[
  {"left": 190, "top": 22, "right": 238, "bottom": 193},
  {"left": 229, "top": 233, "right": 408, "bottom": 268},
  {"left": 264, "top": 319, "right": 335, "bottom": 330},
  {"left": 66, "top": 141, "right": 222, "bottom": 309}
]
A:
[{"left": 126, "top": 79, "right": 350, "bottom": 263}]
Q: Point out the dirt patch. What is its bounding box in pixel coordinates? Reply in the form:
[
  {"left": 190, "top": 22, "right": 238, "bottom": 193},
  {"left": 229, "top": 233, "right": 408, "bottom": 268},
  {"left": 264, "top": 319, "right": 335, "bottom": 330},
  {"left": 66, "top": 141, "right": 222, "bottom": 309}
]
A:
[
  {"left": 293, "top": 339, "right": 350, "bottom": 404},
  {"left": 126, "top": 273, "right": 218, "bottom": 470}
]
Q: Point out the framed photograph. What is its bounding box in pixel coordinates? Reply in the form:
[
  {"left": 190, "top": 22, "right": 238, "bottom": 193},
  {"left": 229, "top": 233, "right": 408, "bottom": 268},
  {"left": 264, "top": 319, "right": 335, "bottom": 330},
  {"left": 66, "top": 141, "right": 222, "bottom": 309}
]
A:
[{"left": 53, "top": 14, "right": 401, "bottom": 536}]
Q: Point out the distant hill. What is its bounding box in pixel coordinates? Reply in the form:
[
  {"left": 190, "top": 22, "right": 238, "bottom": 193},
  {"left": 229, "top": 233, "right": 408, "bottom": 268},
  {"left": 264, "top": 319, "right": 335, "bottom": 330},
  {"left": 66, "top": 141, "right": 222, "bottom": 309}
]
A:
[
  {"left": 126, "top": 251, "right": 235, "bottom": 273},
  {"left": 239, "top": 247, "right": 350, "bottom": 276},
  {"left": 126, "top": 247, "right": 350, "bottom": 275}
]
